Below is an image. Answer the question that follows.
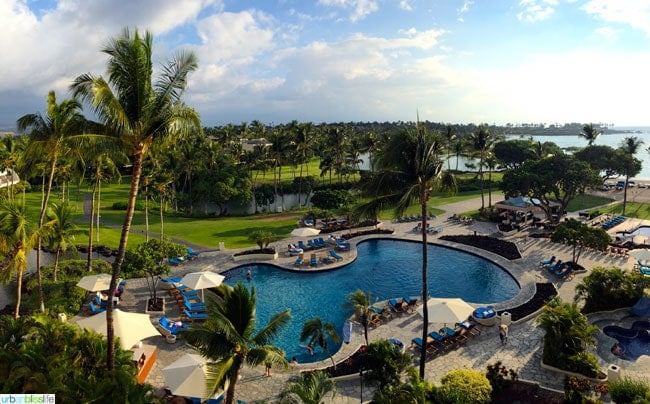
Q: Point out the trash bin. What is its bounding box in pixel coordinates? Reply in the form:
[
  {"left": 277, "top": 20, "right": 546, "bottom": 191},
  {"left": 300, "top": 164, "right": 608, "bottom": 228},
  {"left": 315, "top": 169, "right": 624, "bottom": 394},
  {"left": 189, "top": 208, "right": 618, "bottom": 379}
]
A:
[
  {"left": 219, "top": 241, "right": 225, "bottom": 251},
  {"left": 500, "top": 311, "right": 512, "bottom": 326},
  {"left": 57, "top": 313, "right": 67, "bottom": 323},
  {"left": 607, "top": 364, "right": 621, "bottom": 382}
]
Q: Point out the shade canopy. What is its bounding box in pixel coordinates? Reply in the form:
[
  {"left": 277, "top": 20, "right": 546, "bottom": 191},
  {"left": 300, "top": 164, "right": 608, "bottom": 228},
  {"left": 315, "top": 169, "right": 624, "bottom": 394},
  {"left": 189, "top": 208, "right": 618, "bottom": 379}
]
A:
[
  {"left": 76, "top": 309, "right": 159, "bottom": 349},
  {"left": 180, "top": 271, "right": 225, "bottom": 291},
  {"left": 417, "top": 298, "right": 474, "bottom": 324},
  {"left": 291, "top": 227, "right": 321, "bottom": 237},
  {"left": 76, "top": 273, "right": 113, "bottom": 291},
  {"left": 162, "top": 353, "right": 209, "bottom": 399},
  {"left": 629, "top": 249, "right": 650, "bottom": 263}
]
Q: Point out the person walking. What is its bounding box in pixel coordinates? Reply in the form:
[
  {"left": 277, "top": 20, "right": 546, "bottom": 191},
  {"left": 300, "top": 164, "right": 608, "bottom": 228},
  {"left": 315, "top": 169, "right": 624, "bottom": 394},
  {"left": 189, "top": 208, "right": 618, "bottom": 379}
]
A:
[{"left": 499, "top": 324, "right": 508, "bottom": 345}]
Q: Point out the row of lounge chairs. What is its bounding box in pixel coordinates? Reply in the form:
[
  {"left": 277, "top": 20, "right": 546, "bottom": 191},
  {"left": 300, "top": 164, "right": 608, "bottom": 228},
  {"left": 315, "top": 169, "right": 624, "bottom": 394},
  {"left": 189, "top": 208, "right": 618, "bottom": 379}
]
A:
[
  {"left": 169, "top": 285, "right": 209, "bottom": 322},
  {"left": 388, "top": 296, "right": 418, "bottom": 314},
  {"left": 540, "top": 258, "right": 574, "bottom": 279},
  {"left": 411, "top": 321, "right": 481, "bottom": 359},
  {"left": 602, "top": 215, "right": 626, "bottom": 230},
  {"left": 85, "top": 280, "right": 126, "bottom": 314},
  {"left": 157, "top": 315, "right": 190, "bottom": 336},
  {"left": 168, "top": 247, "right": 202, "bottom": 266},
  {"left": 636, "top": 260, "right": 650, "bottom": 275},
  {"left": 294, "top": 250, "right": 343, "bottom": 267}
]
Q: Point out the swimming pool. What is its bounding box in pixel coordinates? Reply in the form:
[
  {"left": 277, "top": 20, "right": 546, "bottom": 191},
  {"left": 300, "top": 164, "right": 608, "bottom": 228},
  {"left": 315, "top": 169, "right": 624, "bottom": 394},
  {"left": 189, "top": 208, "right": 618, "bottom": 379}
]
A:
[
  {"left": 620, "top": 226, "right": 650, "bottom": 237},
  {"left": 224, "top": 238, "right": 520, "bottom": 363},
  {"left": 603, "top": 320, "right": 650, "bottom": 361}
]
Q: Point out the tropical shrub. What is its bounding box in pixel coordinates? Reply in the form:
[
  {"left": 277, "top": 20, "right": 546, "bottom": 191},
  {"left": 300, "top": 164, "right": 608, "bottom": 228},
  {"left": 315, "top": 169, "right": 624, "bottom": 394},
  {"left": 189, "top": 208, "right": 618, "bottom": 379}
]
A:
[
  {"left": 111, "top": 200, "right": 145, "bottom": 211},
  {"left": 486, "top": 361, "right": 518, "bottom": 395},
  {"left": 537, "top": 296, "right": 600, "bottom": 377},
  {"left": 609, "top": 377, "right": 650, "bottom": 404},
  {"left": 435, "top": 369, "right": 492, "bottom": 404},
  {"left": 574, "top": 267, "right": 647, "bottom": 313},
  {"left": 361, "top": 339, "right": 413, "bottom": 389},
  {"left": 278, "top": 370, "right": 336, "bottom": 404},
  {"left": 248, "top": 229, "right": 276, "bottom": 249}
]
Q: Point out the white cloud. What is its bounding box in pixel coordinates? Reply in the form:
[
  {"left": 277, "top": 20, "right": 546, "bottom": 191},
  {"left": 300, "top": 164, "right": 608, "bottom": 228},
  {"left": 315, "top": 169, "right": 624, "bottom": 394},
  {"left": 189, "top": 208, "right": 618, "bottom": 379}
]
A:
[
  {"left": 582, "top": 0, "right": 650, "bottom": 36},
  {"left": 317, "top": 0, "right": 379, "bottom": 22},
  {"left": 399, "top": 0, "right": 414, "bottom": 11},
  {"left": 517, "top": 0, "right": 557, "bottom": 22}
]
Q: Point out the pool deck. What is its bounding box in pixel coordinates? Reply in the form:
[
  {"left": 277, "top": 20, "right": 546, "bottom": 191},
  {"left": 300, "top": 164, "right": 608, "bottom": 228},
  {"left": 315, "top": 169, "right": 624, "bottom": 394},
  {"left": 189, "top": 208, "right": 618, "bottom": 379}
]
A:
[{"left": 72, "top": 197, "right": 650, "bottom": 403}]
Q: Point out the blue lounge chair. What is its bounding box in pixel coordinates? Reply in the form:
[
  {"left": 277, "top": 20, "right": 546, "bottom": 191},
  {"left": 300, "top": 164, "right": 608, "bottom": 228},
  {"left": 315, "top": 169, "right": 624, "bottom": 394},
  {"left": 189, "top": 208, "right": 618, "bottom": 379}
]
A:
[
  {"left": 441, "top": 326, "right": 458, "bottom": 337},
  {"left": 555, "top": 264, "right": 573, "bottom": 279},
  {"left": 549, "top": 262, "right": 567, "bottom": 274},
  {"left": 403, "top": 296, "right": 418, "bottom": 312},
  {"left": 159, "top": 316, "right": 189, "bottom": 335},
  {"left": 186, "top": 247, "right": 201, "bottom": 259},
  {"left": 88, "top": 301, "right": 106, "bottom": 314},
  {"left": 298, "top": 240, "right": 311, "bottom": 251},
  {"left": 336, "top": 242, "right": 350, "bottom": 251},
  {"left": 411, "top": 337, "right": 426, "bottom": 350},
  {"left": 428, "top": 331, "right": 446, "bottom": 342},
  {"left": 181, "top": 289, "right": 200, "bottom": 300},
  {"left": 640, "top": 266, "right": 650, "bottom": 275},
  {"left": 539, "top": 256, "right": 556, "bottom": 266},
  {"left": 308, "top": 239, "right": 320, "bottom": 249},
  {"left": 329, "top": 249, "right": 343, "bottom": 260},
  {"left": 321, "top": 255, "right": 334, "bottom": 264},
  {"left": 546, "top": 260, "right": 563, "bottom": 272},
  {"left": 388, "top": 298, "right": 405, "bottom": 313},
  {"left": 294, "top": 257, "right": 304, "bottom": 266},
  {"left": 183, "top": 309, "right": 208, "bottom": 321},
  {"left": 310, "top": 255, "right": 318, "bottom": 267},
  {"left": 168, "top": 257, "right": 183, "bottom": 266},
  {"left": 317, "top": 237, "right": 328, "bottom": 248}
]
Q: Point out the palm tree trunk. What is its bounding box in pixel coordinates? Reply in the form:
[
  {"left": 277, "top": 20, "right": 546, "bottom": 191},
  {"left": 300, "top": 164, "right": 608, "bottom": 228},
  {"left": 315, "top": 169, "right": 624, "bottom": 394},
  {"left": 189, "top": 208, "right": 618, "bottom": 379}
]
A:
[
  {"left": 622, "top": 175, "right": 629, "bottom": 215},
  {"left": 86, "top": 182, "right": 96, "bottom": 272},
  {"left": 96, "top": 179, "right": 101, "bottom": 243},
  {"left": 159, "top": 194, "right": 164, "bottom": 238},
  {"left": 53, "top": 248, "right": 61, "bottom": 282},
  {"left": 225, "top": 372, "right": 239, "bottom": 404},
  {"left": 36, "top": 155, "right": 59, "bottom": 313},
  {"left": 106, "top": 148, "right": 145, "bottom": 371},
  {"left": 419, "top": 201, "right": 429, "bottom": 379},
  {"left": 144, "top": 185, "right": 150, "bottom": 241},
  {"left": 14, "top": 269, "right": 23, "bottom": 320}
]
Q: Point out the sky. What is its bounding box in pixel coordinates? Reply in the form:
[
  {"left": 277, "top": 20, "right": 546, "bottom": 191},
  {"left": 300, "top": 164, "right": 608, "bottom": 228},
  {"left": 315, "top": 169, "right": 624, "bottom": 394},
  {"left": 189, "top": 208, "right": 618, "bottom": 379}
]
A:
[{"left": 2, "top": 0, "right": 650, "bottom": 130}]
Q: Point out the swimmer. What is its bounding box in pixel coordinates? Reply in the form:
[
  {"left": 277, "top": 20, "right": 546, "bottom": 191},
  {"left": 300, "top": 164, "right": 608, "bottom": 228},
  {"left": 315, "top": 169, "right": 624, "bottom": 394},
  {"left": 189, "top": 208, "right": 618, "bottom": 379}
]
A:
[{"left": 246, "top": 267, "right": 252, "bottom": 280}]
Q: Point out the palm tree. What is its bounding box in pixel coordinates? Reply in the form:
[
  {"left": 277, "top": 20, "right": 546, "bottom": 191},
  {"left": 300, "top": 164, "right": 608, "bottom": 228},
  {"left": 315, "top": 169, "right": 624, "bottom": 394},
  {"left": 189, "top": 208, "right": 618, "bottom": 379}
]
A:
[
  {"left": 343, "top": 289, "right": 373, "bottom": 345},
  {"left": 45, "top": 202, "right": 88, "bottom": 281},
  {"left": 469, "top": 125, "right": 495, "bottom": 213},
  {"left": 278, "top": 371, "right": 337, "bottom": 404},
  {"left": 17, "top": 90, "right": 88, "bottom": 313},
  {"left": 71, "top": 28, "right": 200, "bottom": 370},
  {"left": 0, "top": 199, "right": 49, "bottom": 319},
  {"left": 354, "top": 118, "right": 455, "bottom": 379},
  {"left": 579, "top": 123, "right": 602, "bottom": 146},
  {"left": 183, "top": 283, "right": 291, "bottom": 404},
  {"left": 619, "top": 136, "right": 644, "bottom": 215},
  {"left": 443, "top": 125, "right": 457, "bottom": 170},
  {"left": 300, "top": 317, "right": 340, "bottom": 368}
]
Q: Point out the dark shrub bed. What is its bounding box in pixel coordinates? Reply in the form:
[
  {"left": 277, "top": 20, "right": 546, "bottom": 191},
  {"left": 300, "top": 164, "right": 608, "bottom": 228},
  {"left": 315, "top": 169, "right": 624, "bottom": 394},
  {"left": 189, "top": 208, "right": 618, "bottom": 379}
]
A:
[
  {"left": 439, "top": 235, "right": 521, "bottom": 260},
  {"left": 497, "top": 283, "right": 558, "bottom": 321}
]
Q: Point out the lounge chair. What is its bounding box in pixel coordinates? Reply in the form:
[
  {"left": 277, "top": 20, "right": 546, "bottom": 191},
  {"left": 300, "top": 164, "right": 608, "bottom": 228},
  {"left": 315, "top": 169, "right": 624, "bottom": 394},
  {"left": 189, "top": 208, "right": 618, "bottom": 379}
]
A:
[
  {"left": 555, "top": 264, "right": 574, "bottom": 280},
  {"left": 158, "top": 316, "right": 189, "bottom": 335},
  {"left": 298, "top": 240, "right": 311, "bottom": 251},
  {"left": 294, "top": 257, "right": 304, "bottom": 266},
  {"left": 160, "top": 277, "right": 181, "bottom": 290},
  {"left": 388, "top": 298, "right": 405, "bottom": 313},
  {"left": 539, "top": 256, "right": 556, "bottom": 266},
  {"left": 168, "top": 257, "right": 183, "bottom": 266},
  {"left": 456, "top": 320, "right": 481, "bottom": 336},
  {"left": 310, "top": 255, "right": 318, "bottom": 267},
  {"left": 321, "top": 254, "right": 334, "bottom": 264},
  {"left": 308, "top": 239, "right": 319, "bottom": 249},
  {"left": 87, "top": 301, "right": 106, "bottom": 314},
  {"left": 183, "top": 308, "right": 208, "bottom": 321},
  {"left": 328, "top": 250, "right": 343, "bottom": 261},
  {"left": 640, "top": 266, "right": 650, "bottom": 275},
  {"left": 317, "top": 237, "right": 328, "bottom": 248},
  {"left": 186, "top": 247, "right": 201, "bottom": 259},
  {"left": 336, "top": 242, "right": 350, "bottom": 251},
  {"left": 403, "top": 296, "right": 418, "bottom": 312},
  {"left": 548, "top": 262, "right": 567, "bottom": 274},
  {"left": 369, "top": 313, "right": 382, "bottom": 328},
  {"left": 184, "top": 300, "right": 206, "bottom": 312},
  {"left": 546, "top": 260, "right": 563, "bottom": 273}
]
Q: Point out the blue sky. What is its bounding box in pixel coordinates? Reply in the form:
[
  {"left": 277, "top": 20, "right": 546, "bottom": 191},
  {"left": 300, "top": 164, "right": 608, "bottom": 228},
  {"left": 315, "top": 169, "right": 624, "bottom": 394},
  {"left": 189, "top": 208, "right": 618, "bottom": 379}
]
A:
[{"left": 1, "top": 0, "right": 650, "bottom": 129}]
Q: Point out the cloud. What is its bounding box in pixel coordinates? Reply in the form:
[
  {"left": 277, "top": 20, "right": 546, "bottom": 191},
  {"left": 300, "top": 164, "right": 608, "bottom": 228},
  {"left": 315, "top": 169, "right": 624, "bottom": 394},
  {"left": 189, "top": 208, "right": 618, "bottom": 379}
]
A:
[
  {"left": 317, "top": 0, "right": 379, "bottom": 22},
  {"left": 517, "top": 0, "right": 558, "bottom": 22},
  {"left": 399, "top": 0, "right": 414, "bottom": 11},
  {"left": 457, "top": 0, "right": 473, "bottom": 22},
  {"left": 582, "top": 0, "right": 650, "bottom": 36}
]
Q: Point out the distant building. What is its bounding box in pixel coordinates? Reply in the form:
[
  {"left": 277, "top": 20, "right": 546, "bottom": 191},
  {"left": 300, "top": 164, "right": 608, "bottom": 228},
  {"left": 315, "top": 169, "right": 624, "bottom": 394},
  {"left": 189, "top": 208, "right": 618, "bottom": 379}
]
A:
[
  {"left": 0, "top": 169, "right": 20, "bottom": 188},
  {"left": 241, "top": 138, "right": 273, "bottom": 152}
]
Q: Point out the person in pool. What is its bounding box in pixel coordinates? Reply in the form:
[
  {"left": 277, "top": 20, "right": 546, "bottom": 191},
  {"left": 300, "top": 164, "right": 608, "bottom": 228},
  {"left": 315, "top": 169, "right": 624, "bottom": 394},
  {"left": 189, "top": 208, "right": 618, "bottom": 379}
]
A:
[{"left": 246, "top": 267, "right": 252, "bottom": 280}]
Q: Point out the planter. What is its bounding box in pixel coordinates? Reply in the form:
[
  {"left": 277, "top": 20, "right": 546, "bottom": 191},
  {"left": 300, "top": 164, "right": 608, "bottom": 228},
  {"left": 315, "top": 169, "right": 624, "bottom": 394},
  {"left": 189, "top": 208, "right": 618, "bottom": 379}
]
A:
[
  {"left": 540, "top": 360, "right": 607, "bottom": 383},
  {"left": 232, "top": 251, "right": 278, "bottom": 262},
  {"left": 166, "top": 334, "right": 177, "bottom": 344},
  {"left": 144, "top": 297, "right": 165, "bottom": 316}
]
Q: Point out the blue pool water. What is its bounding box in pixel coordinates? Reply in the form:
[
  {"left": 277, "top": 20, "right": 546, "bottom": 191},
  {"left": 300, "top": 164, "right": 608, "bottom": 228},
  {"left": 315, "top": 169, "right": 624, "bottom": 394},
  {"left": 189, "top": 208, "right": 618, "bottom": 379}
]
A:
[
  {"left": 627, "top": 226, "right": 650, "bottom": 237},
  {"left": 603, "top": 321, "right": 650, "bottom": 361},
  {"left": 224, "top": 238, "right": 520, "bottom": 363}
]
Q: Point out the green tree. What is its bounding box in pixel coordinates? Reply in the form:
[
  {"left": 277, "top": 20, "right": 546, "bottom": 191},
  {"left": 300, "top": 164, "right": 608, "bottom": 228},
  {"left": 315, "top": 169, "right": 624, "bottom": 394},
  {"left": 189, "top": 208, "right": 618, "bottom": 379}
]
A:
[
  {"left": 343, "top": 289, "right": 373, "bottom": 345},
  {"left": 361, "top": 339, "right": 413, "bottom": 389},
  {"left": 71, "top": 28, "right": 200, "bottom": 370},
  {"left": 573, "top": 145, "right": 619, "bottom": 182},
  {"left": 17, "top": 90, "right": 88, "bottom": 313},
  {"left": 354, "top": 119, "right": 455, "bottom": 378},
  {"left": 278, "top": 370, "right": 337, "bottom": 404},
  {"left": 373, "top": 367, "right": 434, "bottom": 404},
  {"left": 469, "top": 125, "right": 496, "bottom": 212},
  {"left": 249, "top": 229, "right": 275, "bottom": 250},
  {"left": 45, "top": 202, "right": 88, "bottom": 281},
  {"left": 183, "top": 283, "right": 291, "bottom": 404},
  {"left": 300, "top": 317, "right": 340, "bottom": 368},
  {"left": 618, "top": 136, "right": 644, "bottom": 215},
  {"left": 550, "top": 219, "right": 610, "bottom": 264},
  {"left": 0, "top": 199, "right": 50, "bottom": 319},
  {"left": 435, "top": 369, "right": 492, "bottom": 404},
  {"left": 500, "top": 154, "right": 600, "bottom": 223},
  {"left": 574, "top": 267, "right": 647, "bottom": 313},
  {"left": 578, "top": 123, "right": 602, "bottom": 146}
]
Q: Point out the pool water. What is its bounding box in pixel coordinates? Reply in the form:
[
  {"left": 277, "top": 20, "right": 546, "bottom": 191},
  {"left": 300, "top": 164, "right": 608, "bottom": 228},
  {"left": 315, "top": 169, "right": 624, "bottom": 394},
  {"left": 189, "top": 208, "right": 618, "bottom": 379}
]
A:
[
  {"left": 224, "top": 238, "right": 520, "bottom": 363},
  {"left": 627, "top": 226, "right": 650, "bottom": 237},
  {"left": 603, "top": 321, "right": 650, "bottom": 361}
]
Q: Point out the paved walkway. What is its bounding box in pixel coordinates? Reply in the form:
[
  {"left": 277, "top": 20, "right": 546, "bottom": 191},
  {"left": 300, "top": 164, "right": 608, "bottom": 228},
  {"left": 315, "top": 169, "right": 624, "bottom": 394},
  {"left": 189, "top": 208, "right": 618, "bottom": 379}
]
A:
[{"left": 69, "top": 194, "right": 650, "bottom": 403}]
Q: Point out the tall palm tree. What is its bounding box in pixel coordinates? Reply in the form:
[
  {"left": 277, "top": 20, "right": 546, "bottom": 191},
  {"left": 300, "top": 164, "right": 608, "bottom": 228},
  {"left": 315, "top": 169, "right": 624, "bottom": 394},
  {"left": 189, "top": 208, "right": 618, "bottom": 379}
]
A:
[
  {"left": 71, "top": 28, "right": 200, "bottom": 370},
  {"left": 0, "top": 134, "right": 27, "bottom": 201},
  {"left": 354, "top": 119, "right": 455, "bottom": 378},
  {"left": 17, "top": 90, "right": 88, "bottom": 313},
  {"left": 579, "top": 123, "right": 602, "bottom": 146},
  {"left": 443, "top": 125, "right": 457, "bottom": 170},
  {"left": 469, "top": 125, "right": 495, "bottom": 212},
  {"left": 619, "top": 136, "right": 644, "bottom": 215},
  {"left": 279, "top": 370, "right": 337, "bottom": 404},
  {"left": 343, "top": 289, "right": 373, "bottom": 345},
  {"left": 183, "top": 283, "right": 291, "bottom": 404},
  {"left": 0, "top": 199, "right": 50, "bottom": 319},
  {"left": 300, "top": 317, "right": 340, "bottom": 368},
  {"left": 45, "top": 202, "right": 88, "bottom": 281}
]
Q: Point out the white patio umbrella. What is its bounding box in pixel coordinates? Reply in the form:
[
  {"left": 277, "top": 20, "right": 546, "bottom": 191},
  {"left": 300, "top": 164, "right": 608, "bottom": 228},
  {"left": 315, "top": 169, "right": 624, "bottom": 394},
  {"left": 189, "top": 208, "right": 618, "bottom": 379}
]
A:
[
  {"left": 180, "top": 271, "right": 225, "bottom": 301},
  {"left": 76, "top": 273, "right": 113, "bottom": 292},
  {"left": 629, "top": 248, "right": 650, "bottom": 264},
  {"left": 162, "top": 353, "right": 209, "bottom": 399},
  {"left": 291, "top": 227, "right": 321, "bottom": 237},
  {"left": 416, "top": 297, "right": 475, "bottom": 325},
  {"left": 76, "top": 309, "right": 159, "bottom": 349}
]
